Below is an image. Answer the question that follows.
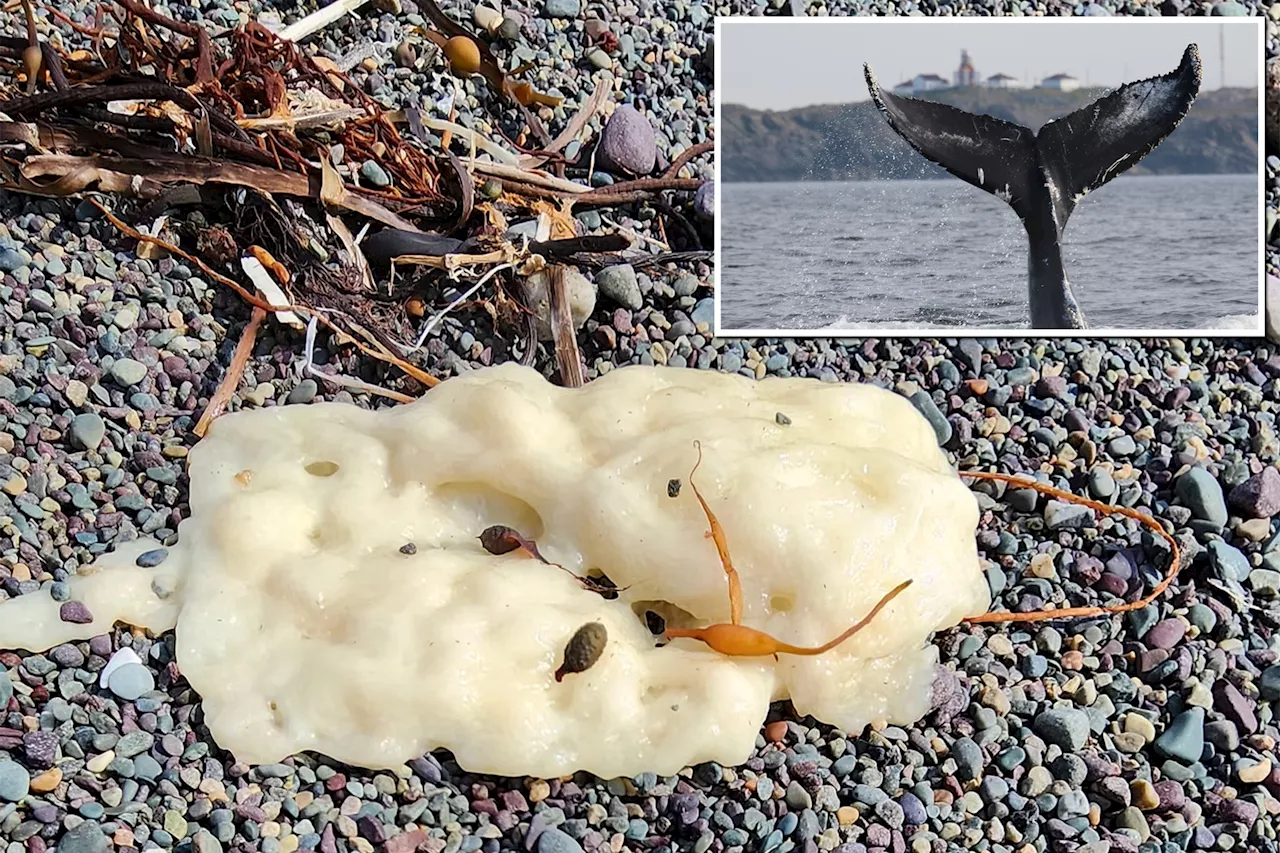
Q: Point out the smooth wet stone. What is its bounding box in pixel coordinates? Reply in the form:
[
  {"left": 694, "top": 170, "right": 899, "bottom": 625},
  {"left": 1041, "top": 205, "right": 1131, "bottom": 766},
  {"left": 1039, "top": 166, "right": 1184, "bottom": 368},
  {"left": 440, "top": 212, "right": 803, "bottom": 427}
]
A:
[
  {"left": 1155, "top": 708, "right": 1205, "bottom": 764},
  {"left": 0, "top": 761, "right": 31, "bottom": 802},
  {"left": 70, "top": 413, "right": 106, "bottom": 451},
  {"left": 107, "top": 663, "right": 155, "bottom": 701},
  {"left": 1175, "top": 468, "right": 1227, "bottom": 526},
  {"left": 1034, "top": 708, "right": 1089, "bottom": 751}
]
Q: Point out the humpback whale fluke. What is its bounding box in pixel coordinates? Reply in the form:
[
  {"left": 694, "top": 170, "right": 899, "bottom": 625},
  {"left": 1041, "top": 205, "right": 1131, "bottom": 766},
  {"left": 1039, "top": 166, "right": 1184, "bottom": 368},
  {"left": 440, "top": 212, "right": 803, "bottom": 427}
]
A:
[{"left": 864, "top": 44, "right": 1201, "bottom": 330}]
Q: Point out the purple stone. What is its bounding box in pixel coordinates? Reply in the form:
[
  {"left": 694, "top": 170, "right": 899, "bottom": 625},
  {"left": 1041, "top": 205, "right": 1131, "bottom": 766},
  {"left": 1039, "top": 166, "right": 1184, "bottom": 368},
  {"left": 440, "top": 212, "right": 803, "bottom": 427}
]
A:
[
  {"left": 1033, "top": 376, "right": 1067, "bottom": 399},
  {"left": 356, "top": 817, "right": 387, "bottom": 845},
  {"left": 1215, "top": 798, "right": 1259, "bottom": 827},
  {"left": 30, "top": 806, "right": 60, "bottom": 824},
  {"left": 1072, "top": 554, "right": 1103, "bottom": 585},
  {"left": 58, "top": 601, "right": 93, "bottom": 624},
  {"left": 501, "top": 790, "right": 529, "bottom": 812},
  {"left": 1228, "top": 467, "right": 1280, "bottom": 518},
  {"left": 598, "top": 105, "right": 658, "bottom": 176},
  {"left": 898, "top": 793, "right": 927, "bottom": 825},
  {"left": 319, "top": 824, "right": 338, "bottom": 853},
  {"left": 1213, "top": 680, "right": 1259, "bottom": 734},
  {"left": 22, "top": 731, "right": 58, "bottom": 768},
  {"left": 1096, "top": 573, "right": 1128, "bottom": 597},
  {"left": 1153, "top": 780, "right": 1185, "bottom": 811},
  {"left": 1144, "top": 618, "right": 1186, "bottom": 650},
  {"left": 1105, "top": 551, "right": 1135, "bottom": 580}
]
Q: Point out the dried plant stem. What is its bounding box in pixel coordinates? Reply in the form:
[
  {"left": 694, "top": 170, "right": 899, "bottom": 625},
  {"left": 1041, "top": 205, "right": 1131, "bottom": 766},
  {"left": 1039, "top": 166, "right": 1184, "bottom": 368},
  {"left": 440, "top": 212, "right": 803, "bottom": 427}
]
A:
[
  {"left": 408, "top": 263, "right": 512, "bottom": 353},
  {"left": 469, "top": 161, "right": 588, "bottom": 195},
  {"left": 194, "top": 306, "right": 266, "bottom": 438},
  {"left": 90, "top": 199, "right": 440, "bottom": 389},
  {"left": 548, "top": 265, "right": 585, "bottom": 388},
  {"left": 663, "top": 140, "right": 713, "bottom": 179},
  {"left": 959, "top": 470, "right": 1181, "bottom": 625}
]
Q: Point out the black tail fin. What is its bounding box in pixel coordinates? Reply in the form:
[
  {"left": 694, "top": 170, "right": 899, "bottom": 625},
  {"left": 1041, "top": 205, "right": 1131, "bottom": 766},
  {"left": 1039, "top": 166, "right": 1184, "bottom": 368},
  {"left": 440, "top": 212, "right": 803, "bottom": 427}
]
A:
[
  {"left": 863, "top": 44, "right": 1201, "bottom": 232},
  {"left": 1035, "top": 44, "right": 1201, "bottom": 231},
  {"left": 863, "top": 66, "right": 1040, "bottom": 222}
]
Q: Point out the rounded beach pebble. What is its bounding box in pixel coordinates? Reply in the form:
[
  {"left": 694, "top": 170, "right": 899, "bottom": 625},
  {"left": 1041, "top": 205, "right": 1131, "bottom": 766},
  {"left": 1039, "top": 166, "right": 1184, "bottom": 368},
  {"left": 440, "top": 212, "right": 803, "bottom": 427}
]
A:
[
  {"left": 0, "top": 760, "right": 30, "bottom": 802},
  {"left": 599, "top": 105, "right": 657, "bottom": 176},
  {"left": 108, "top": 662, "right": 155, "bottom": 701},
  {"left": 694, "top": 181, "right": 714, "bottom": 221}
]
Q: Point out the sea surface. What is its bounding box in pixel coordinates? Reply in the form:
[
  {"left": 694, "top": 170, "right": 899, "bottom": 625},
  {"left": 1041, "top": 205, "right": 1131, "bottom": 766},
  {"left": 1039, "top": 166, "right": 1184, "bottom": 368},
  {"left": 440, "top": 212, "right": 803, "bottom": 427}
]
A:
[{"left": 719, "top": 174, "right": 1260, "bottom": 332}]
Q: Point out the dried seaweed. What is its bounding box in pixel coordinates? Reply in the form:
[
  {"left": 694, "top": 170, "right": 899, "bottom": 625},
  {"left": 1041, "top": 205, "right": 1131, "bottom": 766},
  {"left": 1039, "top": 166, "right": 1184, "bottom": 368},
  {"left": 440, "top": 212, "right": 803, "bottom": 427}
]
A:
[{"left": 0, "top": 0, "right": 714, "bottom": 397}]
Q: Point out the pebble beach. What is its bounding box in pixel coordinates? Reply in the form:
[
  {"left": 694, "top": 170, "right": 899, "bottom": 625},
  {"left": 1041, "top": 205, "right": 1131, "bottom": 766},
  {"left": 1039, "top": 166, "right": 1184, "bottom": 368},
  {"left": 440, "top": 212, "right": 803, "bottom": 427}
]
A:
[{"left": 2, "top": 1, "right": 1280, "bottom": 853}]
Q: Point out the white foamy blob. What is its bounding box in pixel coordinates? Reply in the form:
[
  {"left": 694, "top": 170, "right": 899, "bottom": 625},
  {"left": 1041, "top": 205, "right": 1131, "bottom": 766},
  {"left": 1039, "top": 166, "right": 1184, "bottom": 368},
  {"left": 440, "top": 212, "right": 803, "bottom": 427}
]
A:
[{"left": 0, "top": 364, "right": 988, "bottom": 778}]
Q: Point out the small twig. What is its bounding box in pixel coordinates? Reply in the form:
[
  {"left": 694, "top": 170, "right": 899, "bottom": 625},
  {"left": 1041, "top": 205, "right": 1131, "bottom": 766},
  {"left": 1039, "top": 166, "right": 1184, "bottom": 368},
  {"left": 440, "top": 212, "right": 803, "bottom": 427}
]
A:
[
  {"left": 548, "top": 265, "right": 585, "bottom": 388},
  {"left": 90, "top": 199, "right": 440, "bottom": 388},
  {"left": 532, "top": 74, "right": 612, "bottom": 164},
  {"left": 663, "top": 140, "right": 714, "bottom": 179},
  {"left": 600, "top": 215, "right": 667, "bottom": 251},
  {"left": 390, "top": 112, "right": 520, "bottom": 164},
  {"left": 47, "top": 6, "right": 117, "bottom": 38},
  {"left": 470, "top": 161, "right": 589, "bottom": 195},
  {"left": 301, "top": 315, "right": 415, "bottom": 403},
  {"left": 574, "top": 177, "right": 702, "bottom": 206},
  {"left": 194, "top": 306, "right": 266, "bottom": 438}
]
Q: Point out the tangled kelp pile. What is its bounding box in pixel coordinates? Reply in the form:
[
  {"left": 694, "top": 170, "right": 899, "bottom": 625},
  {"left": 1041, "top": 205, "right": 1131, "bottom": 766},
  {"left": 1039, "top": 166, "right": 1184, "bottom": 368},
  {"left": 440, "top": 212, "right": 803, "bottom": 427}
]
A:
[{"left": 0, "top": 0, "right": 712, "bottom": 401}]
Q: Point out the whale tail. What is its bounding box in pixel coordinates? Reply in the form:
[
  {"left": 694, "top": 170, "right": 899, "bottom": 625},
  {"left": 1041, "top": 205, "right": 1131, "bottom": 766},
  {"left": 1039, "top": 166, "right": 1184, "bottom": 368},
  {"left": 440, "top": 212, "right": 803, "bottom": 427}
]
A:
[
  {"left": 863, "top": 45, "right": 1201, "bottom": 329},
  {"left": 863, "top": 44, "right": 1201, "bottom": 233}
]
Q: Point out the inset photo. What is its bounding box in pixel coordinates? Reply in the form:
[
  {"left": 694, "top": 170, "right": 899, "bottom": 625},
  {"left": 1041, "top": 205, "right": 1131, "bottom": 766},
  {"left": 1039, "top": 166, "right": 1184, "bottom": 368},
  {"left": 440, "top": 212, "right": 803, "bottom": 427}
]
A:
[{"left": 715, "top": 17, "right": 1263, "bottom": 336}]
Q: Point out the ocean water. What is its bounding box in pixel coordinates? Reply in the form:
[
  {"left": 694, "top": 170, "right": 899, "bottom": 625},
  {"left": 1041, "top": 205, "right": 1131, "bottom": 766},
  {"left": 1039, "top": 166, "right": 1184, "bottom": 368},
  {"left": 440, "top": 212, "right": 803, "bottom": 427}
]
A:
[{"left": 719, "top": 174, "right": 1260, "bottom": 332}]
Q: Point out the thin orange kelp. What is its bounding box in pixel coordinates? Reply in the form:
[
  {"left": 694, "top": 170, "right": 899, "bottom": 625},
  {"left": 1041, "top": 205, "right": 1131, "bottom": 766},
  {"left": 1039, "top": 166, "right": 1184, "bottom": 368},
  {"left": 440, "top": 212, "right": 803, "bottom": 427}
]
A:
[
  {"left": 663, "top": 441, "right": 914, "bottom": 659},
  {"left": 958, "top": 470, "right": 1182, "bottom": 625}
]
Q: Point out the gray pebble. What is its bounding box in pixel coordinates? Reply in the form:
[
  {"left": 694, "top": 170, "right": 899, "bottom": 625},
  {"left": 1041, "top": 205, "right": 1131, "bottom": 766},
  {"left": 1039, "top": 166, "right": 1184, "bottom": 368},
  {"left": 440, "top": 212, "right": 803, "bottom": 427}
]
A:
[
  {"left": 1044, "top": 501, "right": 1094, "bottom": 530},
  {"left": 536, "top": 828, "right": 585, "bottom": 853},
  {"left": 1155, "top": 707, "right": 1205, "bottom": 764},
  {"left": 542, "top": 0, "right": 580, "bottom": 16},
  {"left": 908, "top": 391, "right": 951, "bottom": 446},
  {"left": 1033, "top": 708, "right": 1089, "bottom": 751},
  {"left": 107, "top": 662, "right": 155, "bottom": 701},
  {"left": 596, "top": 265, "right": 643, "bottom": 310},
  {"left": 694, "top": 182, "right": 714, "bottom": 221},
  {"left": 289, "top": 380, "right": 318, "bottom": 405},
  {"left": 70, "top": 413, "right": 106, "bottom": 451},
  {"left": 360, "top": 160, "right": 392, "bottom": 187},
  {"left": 56, "top": 820, "right": 109, "bottom": 853},
  {"left": 0, "top": 761, "right": 30, "bottom": 802},
  {"left": 136, "top": 548, "right": 168, "bottom": 568},
  {"left": 952, "top": 737, "right": 983, "bottom": 781},
  {"left": 108, "top": 358, "right": 148, "bottom": 387},
  {"left": 1175, "top": 467, "right": 1228, "bottom": 526}
]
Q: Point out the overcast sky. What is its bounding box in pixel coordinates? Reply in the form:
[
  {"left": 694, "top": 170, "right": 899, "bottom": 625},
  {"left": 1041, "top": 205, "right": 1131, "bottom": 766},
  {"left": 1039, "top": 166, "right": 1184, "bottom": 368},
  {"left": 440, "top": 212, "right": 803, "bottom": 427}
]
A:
[{"left": 720, "top": 20, "right": 1260, "bottom": 111}]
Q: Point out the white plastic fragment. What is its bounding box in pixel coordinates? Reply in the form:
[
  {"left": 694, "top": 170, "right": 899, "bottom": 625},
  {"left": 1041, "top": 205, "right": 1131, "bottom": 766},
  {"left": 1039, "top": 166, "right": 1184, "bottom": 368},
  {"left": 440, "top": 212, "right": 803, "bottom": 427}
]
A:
[
  {"left": 0, "top": 364, "right": 989, "bottom": 778},
  {"left": 277, "top": 0, "right": 369, "bottom": 43},
  {"left": 241, "top": 256, "right": 305, "bottom": 329}
]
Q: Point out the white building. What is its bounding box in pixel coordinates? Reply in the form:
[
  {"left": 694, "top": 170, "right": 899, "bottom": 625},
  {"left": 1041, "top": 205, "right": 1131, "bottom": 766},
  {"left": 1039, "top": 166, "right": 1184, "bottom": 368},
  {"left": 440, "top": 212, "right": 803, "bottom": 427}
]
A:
[
  {"left": 892, "top": 73, "right": 951, "bottom": 96},
  {"left": 984, "top": 73, "right": 1025, "bottom": 89},
  {"left": 1039, "top": 73, "right": 1080, "bottom": 91}
]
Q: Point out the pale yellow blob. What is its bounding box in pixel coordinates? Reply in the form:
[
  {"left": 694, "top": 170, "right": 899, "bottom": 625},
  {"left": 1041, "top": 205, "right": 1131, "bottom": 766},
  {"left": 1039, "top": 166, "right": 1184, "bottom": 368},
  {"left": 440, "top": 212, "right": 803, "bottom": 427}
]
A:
[{"left": 0, "top": 363, "right": 988, "bottom": 778}]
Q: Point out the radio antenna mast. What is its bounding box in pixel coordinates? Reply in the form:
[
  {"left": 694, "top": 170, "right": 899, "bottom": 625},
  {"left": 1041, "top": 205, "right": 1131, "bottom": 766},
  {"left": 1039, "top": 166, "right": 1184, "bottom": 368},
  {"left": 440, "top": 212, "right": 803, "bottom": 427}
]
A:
[{"left": 1220, "top": 24, "right": 1226, "bottom": 89}]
